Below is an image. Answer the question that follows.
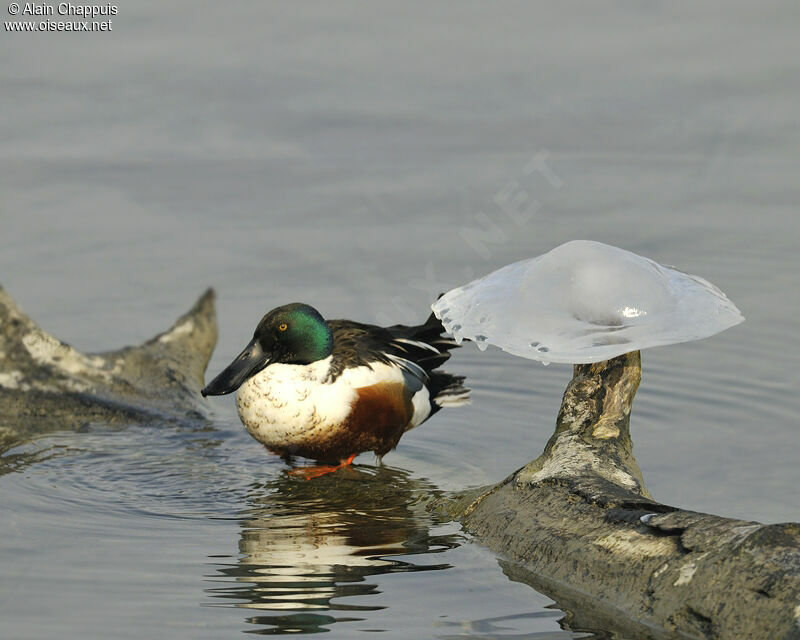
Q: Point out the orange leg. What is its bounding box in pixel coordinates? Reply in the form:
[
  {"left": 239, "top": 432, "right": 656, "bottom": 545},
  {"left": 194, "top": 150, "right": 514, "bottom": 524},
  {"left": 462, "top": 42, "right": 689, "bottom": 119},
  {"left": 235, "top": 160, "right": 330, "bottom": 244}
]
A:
[{"left": 287, "top": 454, "right": 357, "bottom": 480}]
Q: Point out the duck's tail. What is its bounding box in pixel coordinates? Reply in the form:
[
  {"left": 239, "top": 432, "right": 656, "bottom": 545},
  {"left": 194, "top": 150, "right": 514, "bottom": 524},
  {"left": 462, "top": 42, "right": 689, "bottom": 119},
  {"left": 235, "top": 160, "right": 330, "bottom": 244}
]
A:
[
  {"left": 428, "top": 371, "right": 471, "bottom": 413},
  {"left": 386, "top": 310, "right": 462, "bottom": 374},
  {"left": 386, "top": 309, "right": 471, "bottom": 413}
]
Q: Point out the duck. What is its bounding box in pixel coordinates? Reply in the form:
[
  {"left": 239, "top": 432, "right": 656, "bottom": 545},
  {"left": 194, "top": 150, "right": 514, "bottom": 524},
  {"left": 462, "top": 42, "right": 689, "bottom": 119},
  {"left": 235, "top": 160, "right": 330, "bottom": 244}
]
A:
[{"left": 201, "top": 303, "right": 470, "bottom": 477}]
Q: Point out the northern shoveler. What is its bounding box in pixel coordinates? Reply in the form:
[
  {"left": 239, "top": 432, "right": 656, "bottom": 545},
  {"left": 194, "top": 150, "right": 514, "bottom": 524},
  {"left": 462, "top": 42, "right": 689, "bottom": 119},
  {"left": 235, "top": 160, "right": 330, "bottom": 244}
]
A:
[{"left": 201, "top": 303, "right": 470, "bottom": 477}]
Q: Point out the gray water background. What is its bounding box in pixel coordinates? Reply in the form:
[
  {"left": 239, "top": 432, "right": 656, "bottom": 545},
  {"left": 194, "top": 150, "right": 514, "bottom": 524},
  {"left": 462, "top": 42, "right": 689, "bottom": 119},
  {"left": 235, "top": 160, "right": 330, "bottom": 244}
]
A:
[{"left": 1, "top": 2, "right": 799, "bottom": 638}]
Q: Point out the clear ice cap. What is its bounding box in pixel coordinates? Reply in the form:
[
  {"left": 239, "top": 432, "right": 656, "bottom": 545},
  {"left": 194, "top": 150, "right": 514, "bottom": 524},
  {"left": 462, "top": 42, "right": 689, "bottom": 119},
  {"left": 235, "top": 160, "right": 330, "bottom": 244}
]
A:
[{"left": 432, "top": 240, "right": 744, "bottom": 364}]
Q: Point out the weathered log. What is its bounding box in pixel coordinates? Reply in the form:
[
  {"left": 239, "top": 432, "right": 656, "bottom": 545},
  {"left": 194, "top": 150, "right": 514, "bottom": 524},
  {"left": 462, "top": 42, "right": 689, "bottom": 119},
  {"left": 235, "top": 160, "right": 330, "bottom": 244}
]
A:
[
  {"left": 0, "top": 285, "right": 217, "bottom": 452},
  {"left": 3, "top": 285, "right": 799, "bottom": 637},
  {"left": 436, "top": 352, "right": 800, "bottom": 640}
]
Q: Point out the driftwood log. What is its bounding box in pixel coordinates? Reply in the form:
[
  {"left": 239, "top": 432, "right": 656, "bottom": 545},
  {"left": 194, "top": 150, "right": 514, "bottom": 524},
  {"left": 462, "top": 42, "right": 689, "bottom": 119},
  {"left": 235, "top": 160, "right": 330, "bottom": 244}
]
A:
[
  {"left": 3, "top": 285, "right": 799, "bottom": 637},
  {"left": 0, "top": 284, "right": 217, "bottom": 453},
  {"left": 436, "top": 352, "right": 800, "bottom": 640}
]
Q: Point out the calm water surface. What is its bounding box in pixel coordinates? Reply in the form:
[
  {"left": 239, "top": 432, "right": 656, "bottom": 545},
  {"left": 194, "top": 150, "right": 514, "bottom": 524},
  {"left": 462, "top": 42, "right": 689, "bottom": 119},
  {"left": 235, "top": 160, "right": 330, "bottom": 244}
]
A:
[{"left": 2, "top": 3, "right": 799, "bottom": 638}]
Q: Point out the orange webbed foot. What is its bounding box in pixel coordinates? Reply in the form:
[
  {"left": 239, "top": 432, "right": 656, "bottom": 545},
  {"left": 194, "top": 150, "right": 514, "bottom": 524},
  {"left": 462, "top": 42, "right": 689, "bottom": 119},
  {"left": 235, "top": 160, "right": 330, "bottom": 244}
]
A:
[{"left": 287, "top": 454, "right": 357, "bottom": 480}]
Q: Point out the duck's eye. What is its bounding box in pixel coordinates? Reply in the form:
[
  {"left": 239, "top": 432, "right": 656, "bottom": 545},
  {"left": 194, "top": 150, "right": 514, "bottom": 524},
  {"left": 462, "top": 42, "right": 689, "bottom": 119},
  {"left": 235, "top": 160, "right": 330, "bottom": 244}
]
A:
[{"left": 278, "top": 323, "right": 288, "bottom": 332}]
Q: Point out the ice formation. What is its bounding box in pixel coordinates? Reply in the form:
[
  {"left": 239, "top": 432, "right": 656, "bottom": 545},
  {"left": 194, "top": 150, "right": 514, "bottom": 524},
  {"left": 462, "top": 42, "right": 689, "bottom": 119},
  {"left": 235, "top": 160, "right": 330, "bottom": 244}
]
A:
[{"left": 432, "top": 240, "right": 744, "bottom": 364}]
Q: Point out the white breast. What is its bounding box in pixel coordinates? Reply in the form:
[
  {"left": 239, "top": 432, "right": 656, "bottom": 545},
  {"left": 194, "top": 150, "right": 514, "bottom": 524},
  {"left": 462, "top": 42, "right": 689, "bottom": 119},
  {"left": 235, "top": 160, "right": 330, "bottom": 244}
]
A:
[{"left": 235, "top": 357, "right": 421, "bottom": 451}]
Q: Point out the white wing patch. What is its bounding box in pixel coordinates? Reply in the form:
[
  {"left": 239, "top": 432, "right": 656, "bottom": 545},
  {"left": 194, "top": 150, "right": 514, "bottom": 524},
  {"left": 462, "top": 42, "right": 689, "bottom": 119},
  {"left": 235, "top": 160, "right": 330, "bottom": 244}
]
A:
[{"left": 408, "top": 387, "right": 432, "bottom": 429}]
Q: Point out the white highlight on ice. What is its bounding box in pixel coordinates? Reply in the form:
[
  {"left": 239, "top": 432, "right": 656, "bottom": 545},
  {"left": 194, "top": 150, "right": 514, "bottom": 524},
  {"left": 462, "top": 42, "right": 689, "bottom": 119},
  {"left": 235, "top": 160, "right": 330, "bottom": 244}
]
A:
[{"left": 432, "top": 240, "right": 744, "bottom": 364}]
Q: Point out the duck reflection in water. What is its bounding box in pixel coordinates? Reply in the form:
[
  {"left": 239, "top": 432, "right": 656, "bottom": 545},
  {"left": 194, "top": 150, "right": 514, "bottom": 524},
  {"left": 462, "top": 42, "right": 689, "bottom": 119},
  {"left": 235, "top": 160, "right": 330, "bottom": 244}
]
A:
[{"left": 206, "top": 464, "right": 461, "bottom": 635}]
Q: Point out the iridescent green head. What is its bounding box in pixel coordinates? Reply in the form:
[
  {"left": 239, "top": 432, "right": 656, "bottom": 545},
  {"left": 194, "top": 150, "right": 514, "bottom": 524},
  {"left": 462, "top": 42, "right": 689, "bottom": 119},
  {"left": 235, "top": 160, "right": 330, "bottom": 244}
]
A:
[
  {"left": 201, "top": 303, "right": 333, "bottom": 397},
  {"left": 253, "top": 303, "right": 333, "bottom": 365}
]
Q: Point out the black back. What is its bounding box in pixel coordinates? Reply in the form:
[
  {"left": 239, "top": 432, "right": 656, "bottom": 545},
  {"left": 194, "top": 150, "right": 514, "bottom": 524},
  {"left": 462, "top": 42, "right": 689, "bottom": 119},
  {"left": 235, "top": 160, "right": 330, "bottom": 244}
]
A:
[{"left": 326, "top": 312, "right": 459, "bottom": 382}]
